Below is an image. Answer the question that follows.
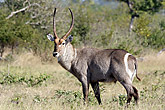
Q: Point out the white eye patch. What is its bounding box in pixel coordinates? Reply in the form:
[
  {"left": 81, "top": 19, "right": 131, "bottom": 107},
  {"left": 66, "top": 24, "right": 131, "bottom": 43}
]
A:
[
  {"left": 47, "top": 34, "right": 55, "bottom": 41},
  {"left": 59, "top": 41, "right": 65, "bottom": 47}
]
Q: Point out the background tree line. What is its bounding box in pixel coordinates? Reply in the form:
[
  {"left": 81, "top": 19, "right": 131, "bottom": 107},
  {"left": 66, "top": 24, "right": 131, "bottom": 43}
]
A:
[{"left": 0, "top": 0, "right": 164, "bottom": 61}]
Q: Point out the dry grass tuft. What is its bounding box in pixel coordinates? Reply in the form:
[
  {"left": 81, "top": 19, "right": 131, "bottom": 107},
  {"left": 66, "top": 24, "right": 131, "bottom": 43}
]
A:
[
  {"left": 13, "top": 52, "right": 42, "bottom": 67},
  {"left": 138, "top": 52, "right": 165, "bottom": 73}
]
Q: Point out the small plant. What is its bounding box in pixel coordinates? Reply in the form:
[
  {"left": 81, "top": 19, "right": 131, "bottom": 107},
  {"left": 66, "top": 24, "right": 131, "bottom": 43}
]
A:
[
  {"left": 88, "top": 91, "right": 98, "bottom": 105},
  {"left": 0, "top": 73, "right": 50, "bottom": 87},
  {"left": 140, "top": 87, "right": 149, "bottom": 99},
  {"left": 33, "top": 95, "right": 42, "bottom": 103},
  {"left": 116, "top": 39, "right": 142, "bottom": 55},
  {"left": 118, "top": 94, "right": 127, "bottom": 106},
  {"left": 151, "top": 84, "right": 160, "bottom": 92},
  {"left": 53, "top": 89, "right": 97, "bottom": 106},
  {"left": 24, "top": 74, "right": 50, "bottom": 87},
  {"left": 53, "top": 90, "right": 82, "bottom": 104},
  {"left": 159, "top": 20, "right": 165, "bottom": 30},
  {"left": 11, "top": 96, "right": 21, "bottom": 104},
  {"left": 11, "top": 95, "right": 24, "bottom": 105},
  {"left": 112, "top": 96, "right": 118, "bottom": 102},
  {"left": 106, "top": 94, "right": 128, "bottom": 106},
  {"left": 33, "top": 95, "right": 48, "bottom": 103}
]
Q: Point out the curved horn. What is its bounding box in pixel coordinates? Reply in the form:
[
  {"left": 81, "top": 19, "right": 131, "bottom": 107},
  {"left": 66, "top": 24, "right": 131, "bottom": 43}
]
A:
[
  {"left": 62, "top": 8, "right": 74, "bottom": 40},
  {"left": 53, "top": 8, "right": 59, "bottom": 39}
]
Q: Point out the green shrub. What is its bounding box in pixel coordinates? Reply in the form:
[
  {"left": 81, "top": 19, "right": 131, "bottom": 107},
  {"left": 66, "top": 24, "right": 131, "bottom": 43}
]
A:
[
  {"left": 72, "top": 6, "right": 91, "bottom": 46},
  {"left": 134, "top": 14, "right": 152, "bottom": 39},
  {"left": 53, "top": 90, "right": 82, "bottom": 106},
  {"left": 0, "top": 73, "right": 50, "bottom": 87},
  {"left": 134, "top": 14, "right": 165, "bottom": 49},
  {"left": 118, "top": 94, "right": 127, "bottom": 106},
  {"left": 146, "top": 28, "right": 165, "bottom": 49},
  {"left": 115, "top": 38, "right": 142, "bottom": 55}
]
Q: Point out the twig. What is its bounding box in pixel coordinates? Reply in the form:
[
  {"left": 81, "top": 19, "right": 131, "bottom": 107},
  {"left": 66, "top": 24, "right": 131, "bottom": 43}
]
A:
[
  {"left": 6, "top": 3, "right": 41, "bottom": 19},
  {"left": 157, "top": 48, "right": 165, "bottom": 56}
]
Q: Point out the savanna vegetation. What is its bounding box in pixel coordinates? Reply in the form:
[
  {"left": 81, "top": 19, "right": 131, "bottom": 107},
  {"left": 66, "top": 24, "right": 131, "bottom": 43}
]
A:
[{"left": 0, "top": 0, "right": 164, "bottom": 110}]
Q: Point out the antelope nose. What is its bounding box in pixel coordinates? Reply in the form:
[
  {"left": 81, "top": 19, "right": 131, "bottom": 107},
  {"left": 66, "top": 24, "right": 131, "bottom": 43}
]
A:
[{"left": 53, "top": 52, "right": 58, "bottom": 57}]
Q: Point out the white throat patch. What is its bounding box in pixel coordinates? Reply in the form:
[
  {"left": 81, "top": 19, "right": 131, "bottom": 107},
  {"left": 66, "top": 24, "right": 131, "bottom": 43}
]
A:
[
  {"left": 74, "top": 48, "right": 77, "bottom": 58},
  {"left": 63, "top": 47, "right": 67, "bottom": 57},
  {"left": 57, "top": 47, "right": 67, "bottom": 62}
]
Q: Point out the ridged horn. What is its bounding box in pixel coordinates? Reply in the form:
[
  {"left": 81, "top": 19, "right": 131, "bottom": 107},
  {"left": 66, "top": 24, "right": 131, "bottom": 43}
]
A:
[{"left": 53, "top": 8, "right": 59, "bottom": 39}]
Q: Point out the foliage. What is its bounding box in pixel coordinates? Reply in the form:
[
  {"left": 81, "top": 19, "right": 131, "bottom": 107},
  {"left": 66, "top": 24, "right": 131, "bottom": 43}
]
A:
[
  {"left": 117, "top": 0, "right": 163, "bottom": 32},
  {"left": 0, "top": 10, "right": 15, "bottom": 56},
  {"left": 0, "top": 9, "right": 42, "bottom": 54},
  {"left": 54, "top": 90, "right": 82, "bottom": 103},
  {"left": 119, "top": 0, "right": 163, "bottom": 15},
  {"left": 133, "top": 14, "right": 152, "bottom": 38},
  {"left": 159, "top": 20, "right": 165, "bottom": 30},
  {"left": 4, "top": 0, "right": 26, "bottom": 11},
  {"left": 140, "top": 71, "right": 164, "bottom": 101},
  {"left": 53, "top": 89, "right": 98, "bottom": 106},
  {"left": 0, "top": 73, "right": 50, "bottom": 87},
  {"left": 134, "top": 14, "right": 165, "bottom": 49},
  {"left": 100, "top": 30, "right": 113, "bottom": 47},
  {"left": 146, "top": 28, "right": 165, "bottom": 49},
  {"left": 72, "top": 5, "right": 91, "bottom": 45},
  {"left": 0, "top": 7, "right": 53, "bottom": 60},
  {"left": 0, "top": 0, "right": 164, "bottom": 59},
  {"left": 118, "top": 94, "right": 127, "bottom": 106},
  {"left": 135, "top": 0, "right": 163, "bottom": 14},
  {"left": 115, "top": 39, "right": 142, "bottom": 55},
  {"left": 33, "top": 95, "right": 48, "bottom": 103}
]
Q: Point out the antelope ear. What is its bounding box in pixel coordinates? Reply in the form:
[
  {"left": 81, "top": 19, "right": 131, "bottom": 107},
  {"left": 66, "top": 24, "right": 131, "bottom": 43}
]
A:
[
  {"left": 66, "top": 35, "right": 73, "bottom": 43},
  {"left": 47, "top": 34, "right": 55, "bottom": 41}
]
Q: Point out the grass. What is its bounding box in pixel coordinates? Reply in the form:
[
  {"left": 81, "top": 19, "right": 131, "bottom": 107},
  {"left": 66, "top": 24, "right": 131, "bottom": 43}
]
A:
[{"left": 0, "top": 52, "right": 164, "bottom": 110}]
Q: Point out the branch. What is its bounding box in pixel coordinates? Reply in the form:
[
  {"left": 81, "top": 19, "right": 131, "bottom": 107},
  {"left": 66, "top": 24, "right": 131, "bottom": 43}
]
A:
[
  {"left": 125, "top": 0, "right": 133, "bottom": 12},
  {"left": 6, "top": 3, "right": 40, "bottom": 19},
  {"left": 157, "top": 48, "right": 165, "bottom": 56},
  {"left": 23, "top": 0, "right": 30, "bottom": 6}
]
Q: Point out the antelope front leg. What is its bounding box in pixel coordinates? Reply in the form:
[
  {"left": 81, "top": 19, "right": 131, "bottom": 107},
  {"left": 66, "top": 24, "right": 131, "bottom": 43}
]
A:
[
  {"left": 81, "top": 80, "right": 89, "bottom": 104},
  {"left": 91, "top": 82, "right": 102, "bottom": 105}
]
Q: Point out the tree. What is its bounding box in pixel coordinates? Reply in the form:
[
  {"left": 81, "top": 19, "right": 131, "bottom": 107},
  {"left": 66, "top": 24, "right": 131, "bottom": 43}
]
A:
[
  {"left": 104, "top": 0, "right": 163, "bottom": 32},
  {"left": 0, "top": 0, "right": 76, "bottom": 59},
  {"left": 0, "top": 10, "right": 14, "bottom": 57},
  {"left": 0, "top": 1, "right": 43, "bottom": 57},
  {"left": 73, "top": 7, "right": 91, "bottom": 45},
  {"left": 4, "top": 0, "right": 41, "bottom": 19},
  {"left": 118, "top": 0, "right": 163, "bottom": 32}
]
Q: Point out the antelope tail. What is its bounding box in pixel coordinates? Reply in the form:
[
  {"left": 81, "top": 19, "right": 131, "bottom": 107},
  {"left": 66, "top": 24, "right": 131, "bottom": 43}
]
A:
[{"left": 134, "top": 61, "right": 141, "bottom": 81}]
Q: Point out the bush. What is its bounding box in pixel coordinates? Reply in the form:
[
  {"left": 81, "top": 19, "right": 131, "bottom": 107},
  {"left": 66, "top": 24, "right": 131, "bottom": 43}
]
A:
[
  {"left": 134, "top": 14, "right": 165, "bottom": 50},
  {"left": 0, "top": 73, "right": 50, "bottom": 87},
  {"left": 146, "top": 28, "right": 165, "bottom": 49},
  {"left": 134, "top": 14, "right": 152, "bottom": 39},
  {"left": 72, "top": 6, "right": 91, "bottom": 46}
]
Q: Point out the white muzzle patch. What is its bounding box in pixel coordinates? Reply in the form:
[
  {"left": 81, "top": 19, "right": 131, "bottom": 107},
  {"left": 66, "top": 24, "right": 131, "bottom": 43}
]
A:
[{"left": 53, "top": 52, "right": 59, "bottom": 57}]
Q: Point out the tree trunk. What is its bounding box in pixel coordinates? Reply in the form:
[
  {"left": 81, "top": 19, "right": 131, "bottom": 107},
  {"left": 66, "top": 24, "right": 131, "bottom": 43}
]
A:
[
  {"left": 0, "top": 45, "right": 5, "bottom": 57},
  {"left": 129, "top": 14, "right": 139, "bottom": 33},
  {"left": 129, "top": 15, "right": 135, "bottom": 32}
]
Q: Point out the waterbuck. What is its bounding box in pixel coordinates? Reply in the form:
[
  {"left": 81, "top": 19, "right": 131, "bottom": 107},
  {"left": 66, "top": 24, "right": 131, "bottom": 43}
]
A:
[{"left": 47, "top": 8, "right": 141, "bottom": 105}]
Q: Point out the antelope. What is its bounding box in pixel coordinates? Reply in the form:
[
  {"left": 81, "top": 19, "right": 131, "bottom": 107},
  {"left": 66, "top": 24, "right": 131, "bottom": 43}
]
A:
[{"left": 47, "top": 8, "right": 141, "bottom": 105}]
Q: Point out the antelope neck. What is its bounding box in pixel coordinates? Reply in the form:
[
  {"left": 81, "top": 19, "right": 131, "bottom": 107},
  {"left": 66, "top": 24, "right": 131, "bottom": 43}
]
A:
[{"left": 58, "top": 44, "right": 77, "bottom": 71}]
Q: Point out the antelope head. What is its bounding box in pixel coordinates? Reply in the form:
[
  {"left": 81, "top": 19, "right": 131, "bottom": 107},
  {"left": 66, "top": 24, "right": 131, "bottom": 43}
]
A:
[{"left": 47, "top": 8, "right": 74, "bottom": 58}]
